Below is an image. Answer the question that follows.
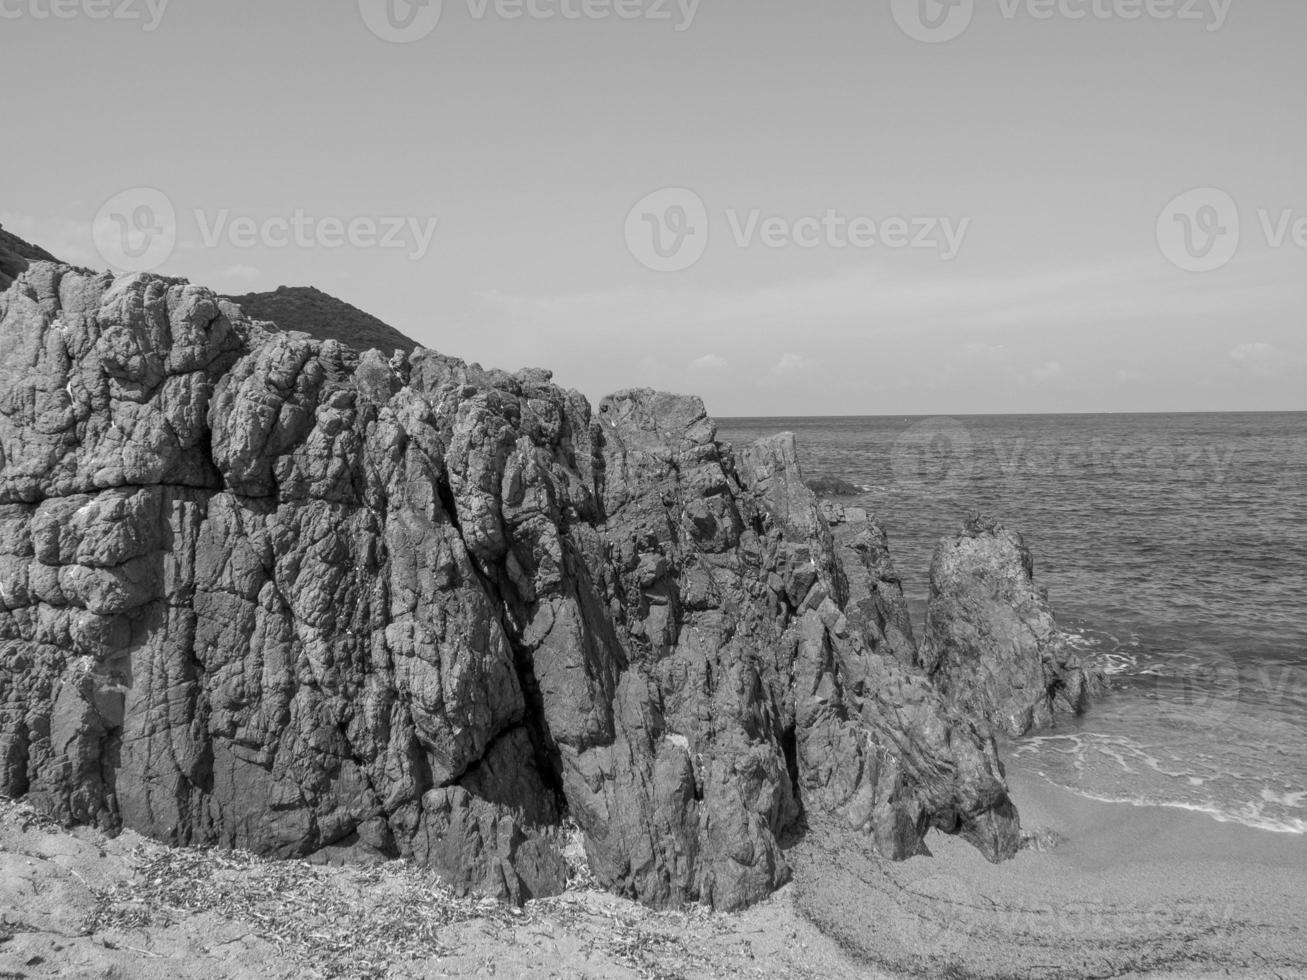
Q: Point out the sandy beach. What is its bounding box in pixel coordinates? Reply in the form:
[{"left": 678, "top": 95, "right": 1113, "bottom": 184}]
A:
[
  {"left": 0, "top": 796, "right": 869, "bottom": 980},
  {"left": 4, "top": 763, "right": 1305, "bottom": 979},
  {"left": 794, "top": 761, "right": 1307, "bottom": 978}
]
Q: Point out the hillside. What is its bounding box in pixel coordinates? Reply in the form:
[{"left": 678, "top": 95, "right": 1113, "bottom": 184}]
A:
[
  {"left": 0, "top": 229, "right": 417, "bottom": 357},
  {"left": 224, "top": 284, "right": 418, "bottom": 354},
  {"left": 0, "top": 224, "right": 60, "bottom": 291}
]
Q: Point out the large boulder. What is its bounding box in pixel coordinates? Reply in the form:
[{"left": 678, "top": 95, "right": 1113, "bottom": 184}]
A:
[
  {"left": 0, "top": 264, "right": 1021, "bottom": 911},
  {"left": 919, "top": 516, "right": 1105, "bottom": 738}
]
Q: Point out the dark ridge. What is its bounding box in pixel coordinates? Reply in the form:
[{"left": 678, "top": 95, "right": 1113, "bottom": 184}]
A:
[
  {"left": 0, "top": 224, "right": 61, "bottom": 291},
  {"left": 224, "top": 284, "right": 419, "bottom": 356}
]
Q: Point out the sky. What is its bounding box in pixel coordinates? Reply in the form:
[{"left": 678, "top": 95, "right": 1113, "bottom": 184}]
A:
[{"left": 2, "top": 0, "right": 1305, "bottom": 416}]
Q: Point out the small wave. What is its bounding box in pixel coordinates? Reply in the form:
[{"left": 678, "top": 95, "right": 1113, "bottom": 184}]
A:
[
  {"left": 1023, "top": 774, "right": 1307, "bottom": 836},
  {"left": 1056, "top": 625, "right": 1139, "bottom": 675},
  {"left": 1260, "top": 787, "right": 1307, "bottom": 808},
  {"left": 1014, "top": 731, "right": 1307, "bottom": 836},
  {"left": 1097, "top": 652, "right": 1139, "bottom": 677}
]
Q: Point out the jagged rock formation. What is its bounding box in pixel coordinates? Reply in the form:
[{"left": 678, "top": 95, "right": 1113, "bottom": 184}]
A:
[
  {"left": 0, "top": 263, "right": 1020, "bottom": 911},
  {"left": 224, "top": 285, "right": 418, "bottom": 355},
  {"left": 0, "top": 226, "right": 60, "bottom": 292},
  {"left": 821, "top": 502, "right": 918, "bottom": 671},
  {"left": 919, "top": 517, "right": 1105, "bottom": 738}
]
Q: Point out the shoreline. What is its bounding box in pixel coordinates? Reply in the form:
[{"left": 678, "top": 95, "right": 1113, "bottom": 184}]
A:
[
  {"left": 1007, "top": 765, "right": 1307, "bottom": 860},
  {"left": 793, "top": 761, "right": 1307, "bottom": 978}
]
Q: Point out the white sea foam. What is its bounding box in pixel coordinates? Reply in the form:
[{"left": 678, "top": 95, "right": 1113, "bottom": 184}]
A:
[
  {"left": 1056, "top": 626, "right": 1140, "bottom": 675},
  {"left": 1260, "top": 787, "right": 1307, "bottom": 808},
  {"left": 1027, "top": 778, "right": 1307, "bottom": 836},
  {"left": 1015, "top": 729, "right": 1307, "bottom": 836}
]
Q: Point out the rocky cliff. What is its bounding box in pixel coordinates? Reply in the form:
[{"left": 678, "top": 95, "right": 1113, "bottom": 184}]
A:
[
  {"left": 920, "top": 516, "right": 1106, "bottom": 738},
  {"left": 0, "top": 263, "right": 1020, "bottom": 911}
]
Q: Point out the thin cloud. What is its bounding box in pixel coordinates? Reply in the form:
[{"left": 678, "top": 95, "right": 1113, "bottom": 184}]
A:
[
  {"left": 688, "top": 353, "right": 729, "bottom": 374},
  {"left": 1228, "top": 342, "right": 1294, "bottom": 377},
  {"left": 770, "top": 353, "right": 815, "bottom": 377},
  {"left": 1030, "top": 361, "right": 1066, "bottom": 385},
  {"left": 476, "top": 253, "right": 1304, "bottom": 342}
]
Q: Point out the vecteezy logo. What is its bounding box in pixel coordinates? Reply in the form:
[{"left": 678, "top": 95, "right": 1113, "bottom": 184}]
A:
[
  {"left": 890, "top": 0, "right": 975, "bottom": 43},
  {"left": 890, "top": 417, "right": 975, "bottom": 495},
  {"left": 1149, "top": 648, "right": 1242, "bottom": 730},
  {"left": 358, "top": 0, "right": 443, "bottom": 42},
  {"left": 889, "top": 873, "right": 969, "bottom": 954},
  {"left": 92, "top": 187, "right": 177, "bottom": 274},
  {"left": 624, "top": 187, "right": 709, "bottom": 272},
  {"left": 1156, "top": 187, "right": 1240, "bottom": 272}
]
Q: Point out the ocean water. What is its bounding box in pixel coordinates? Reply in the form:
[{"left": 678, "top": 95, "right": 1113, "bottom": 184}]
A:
[{"left": 717, "top": 413, "right": 1307, "bottom": 836}]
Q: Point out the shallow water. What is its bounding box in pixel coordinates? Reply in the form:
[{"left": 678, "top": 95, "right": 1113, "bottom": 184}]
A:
[{"left": 718, "top": 412, "right": 1307, "bottom": 835}]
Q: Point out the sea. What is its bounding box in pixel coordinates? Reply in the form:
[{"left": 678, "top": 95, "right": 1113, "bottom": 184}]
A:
[{"left": 717, "top": 413, "right": 1307, "bottom": 837}]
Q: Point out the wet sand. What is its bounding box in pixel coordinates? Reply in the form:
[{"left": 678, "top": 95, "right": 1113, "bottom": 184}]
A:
[{"left": 793, "top": 763, "right": 1307, "bottom": 978}]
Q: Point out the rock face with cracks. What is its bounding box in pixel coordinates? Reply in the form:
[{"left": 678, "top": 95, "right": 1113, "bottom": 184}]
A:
[
  {"left": 0, "top": 264, "right": 1020, "bottom": 911},
  {"left": 920, "top": 517, "right": 1106, "bottom": 738}
]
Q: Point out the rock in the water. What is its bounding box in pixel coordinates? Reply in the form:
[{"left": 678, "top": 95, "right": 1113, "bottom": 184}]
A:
[
  {"left": 804, "top": 476, "right": 861, "bottom": 497},
  {"left": 919, "top": 515, "right": 1106, "bottom": 738},
  {"left": 0, "top": 263, "right": 1022, "bottom": 911}
]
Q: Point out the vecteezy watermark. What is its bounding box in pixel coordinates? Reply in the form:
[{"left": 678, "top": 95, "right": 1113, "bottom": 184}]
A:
[
  {"left": 357, "top": 0, "right": 443, "bottom": 42},
  {"left": 889, "top": 417, "right": 1239, "bottom": 495},
  {"left": 93, "top": 188, "right": 178, "bottom": 274},
  {"left": 92, "top": 188, "right": 440, "bottom": 274},
  {"left": 1157, "top": 187, "right": 1307, "bottom": 272},
  {"left": 989, "top": 436, "right": 1238, "bottom": 484},
  {"left": 0, "top": 0, "right": 171, "bottom": 30},
  {"left": 891, "top": 0, "right": 1232, "bottom": 43},
  {"left": 465, "top": 0, "right": 700, "bottom": 28},
  {"left": 624, "top": 187, "right": 970, "bottom": 272},
  {"left": 358, "top": 0, "right": 699, "bottom": 43},
  {"left": 891, "top": 417, "right": 977, "bottom": 495},
  {"left": 725, "top": 210, "right": 970, "bottom": 258},
  {"left": 624, "top": 188, "right": 711, "bottom": 273},
  {"left": 194, "top": 211, "right": 439, "bottom": 261},
  {"left": 890, "top": 0, "right": 975, "bottom": 43},
  {"left": 889, "top": 872, "right": 971, "bottom": 953},
  {"left": 888, "top": 882, "right": 1230, "bottom": 954},
  {"left": 1156, "top": 188, "right": 1241, "bottom": 272},
  {"left": 1141, "top": 649, "right": 1243, "bottom": 729}
]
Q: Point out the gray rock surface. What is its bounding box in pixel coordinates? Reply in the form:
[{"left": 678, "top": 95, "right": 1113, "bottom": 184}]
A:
[
  {"left": 0, "top": 263, "right": 1021, "bottom": 910},
  {"left": 919, "top": 516, "right": 1106, "bottom": 738},
  {"left": 821, "top": 501, "right": 919, "bottom": 670}
]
